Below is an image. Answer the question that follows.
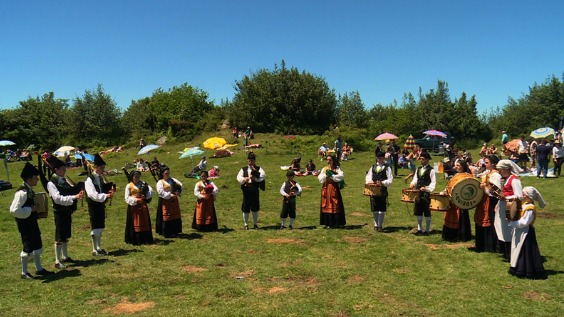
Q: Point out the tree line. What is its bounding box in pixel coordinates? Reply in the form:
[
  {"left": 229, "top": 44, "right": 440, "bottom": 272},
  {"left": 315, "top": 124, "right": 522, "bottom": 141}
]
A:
[{"left": 1, "top": 60, "right": 562, "bottom": 152}]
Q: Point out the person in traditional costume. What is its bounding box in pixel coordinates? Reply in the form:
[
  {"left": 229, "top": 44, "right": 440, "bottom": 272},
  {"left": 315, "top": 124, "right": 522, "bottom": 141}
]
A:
[
  {"left": 409, "top": 152, "right": 436, "bottom": 236},
  {"left": 46, "top": 156, "right": 84, "bottom": 269},
  {"left": 475, "top": 155, "right": 502, "bottom": 252},
  {"left": 508, "top": 186, "right": 546, "bottom": 279},
  {"left": 192, "top": 170, "right": 219, "bottom": 231},
  {"left": 124, "top": 171, "right": 154, "bottom": 245},
  {"left": 85, "top": 154, "right": 114, "bottom": 256},
  {"left": 156, "top": 166, "right": 183, "bottom": 237},
  {"left": 10, "top": 162, "right": 53, "bottom": 278},
  {"left": 365, "top": 151, "right": 393, "bottom": 231},
  {"left": 495, "top": 159, "right": 523, "bottom": 262},
  {"left": 318, "top": 155, "right": 346, "bottom": 228},
  {"left": 280, "top": 170, "right": 302, "bottom": 230},
  {"left": 441, "top": 159, "right": 472, "bottom": 242},
  {"left": 237, "top": 152, "right": 266, "bottom": 230}
]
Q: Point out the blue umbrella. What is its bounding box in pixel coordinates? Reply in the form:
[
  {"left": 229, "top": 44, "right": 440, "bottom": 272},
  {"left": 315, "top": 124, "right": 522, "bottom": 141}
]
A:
[
  {"left": 137, "top": 144, "right": 160, "bottom": 155},
  {"left": 530, "top": 127, "right": 554, "bottom": 139},
  {"left": 75, "top": 153, "right": 95, "bottom": 162},
  {"left": 179, "top": 147, "right": 205, "bottom": 161}
]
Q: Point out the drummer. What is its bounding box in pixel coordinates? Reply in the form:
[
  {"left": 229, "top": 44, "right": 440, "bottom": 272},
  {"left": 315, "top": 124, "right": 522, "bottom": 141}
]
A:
[
  {"left": 409, "top": 152, "right": 436, "bottom": 236},
  {"left": 365, "top": 151, "right": 393, "bottom": 231},
  {"left": 440, "top": 160, "right": 472, "bottom": 242}
]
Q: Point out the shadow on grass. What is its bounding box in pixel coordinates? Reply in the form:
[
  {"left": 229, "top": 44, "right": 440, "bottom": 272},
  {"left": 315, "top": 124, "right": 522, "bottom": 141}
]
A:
[
  {"left": 39, "top": 268, "right": 82, "bottom": 283},
  {"left": 108, "top": 248, "right": 143, "bottom": 257},
  {"left": 218, "top": 226, "right": 235, "bottom": 234},
  {"left": 154, "top": 238, "right": 175, "bottom": 245},
  {"left": 381, "top": 226, "right": 411, "bottom": 233},
  {"left": 177, "top": 233, "right": 203, "bottom": 240},
  {"left": 296, "top": 225, "right": 318, "bottom": 230},
  {"left": 341, "top": 224, "right": 367, "bottom": 230},
  {"left": 545, "top": 269, "right": 564, "bottom": 277},
  {"left": 65, "top": 257, "right": 113, "bottom": 268}
]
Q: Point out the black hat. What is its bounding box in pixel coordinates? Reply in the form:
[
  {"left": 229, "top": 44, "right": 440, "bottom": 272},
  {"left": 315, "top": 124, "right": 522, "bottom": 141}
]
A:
[
  {"left": 20, "top": 162, "right": 40, "bottom": 180},
  {"left": 47, "top": 155, "right": 65, "bottom": 169},
  {"left": 376, "top": 151, "right": 386, "bottom": 158},
  {"left": 487, "top": 155, "right": 500, "bottom": 165},
  {"left": 286, "top": 170, "right": 295, "bottom": 177},
  {"left": 247, "top": 152, "right": 256, "bottom": 160},
  {"left": 160, "top": 166, "right": 170, "bottom": 175},
  {"left": 93, "top": 153, "right": 106, "bottom": 166},
  {"left": 420, "top": 152, "right": 431, "bottom": 160}
]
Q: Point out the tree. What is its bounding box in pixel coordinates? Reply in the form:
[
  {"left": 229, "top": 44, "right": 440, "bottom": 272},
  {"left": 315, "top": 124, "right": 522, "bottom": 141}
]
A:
[
  {"left": 8, "top": 92, "right": 72, "bottom": 150},
  {"left": 228, "top": 60, "right": 338, "bottom": 134},
  {"left": 69, "top": 84, "right": 124, "bottom": 147},
  {"left": 337, "top": 91, "right": 368, "bottom": 129}
]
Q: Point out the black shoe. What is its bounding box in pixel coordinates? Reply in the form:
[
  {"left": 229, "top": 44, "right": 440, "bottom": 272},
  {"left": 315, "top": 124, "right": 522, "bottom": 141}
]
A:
[
  {"left": 97, "top": 249, "right": 107, "bottom": 255},
  {"left": 374, "top": 226, "right": 378, "bottom": 231},
  {"left": 62, "top": 257, "right": 77, "bottom": 263},
  {"left": 35, "top": 269, "right": 54, "bottom": 275},
  {"left": 54, "top": 263, "right": 66, "bottom": 269},
  {"left": 288, "top": 225, "right": 293, "bottom": 230},
  {"left": 423, "top": 231, "right": 430, "bottom": 236},
  {"left": 92, "top": 250, "right": 103, "bottom": 256},
  {"left": 414, "top": 230, "right": 424, "bottom": 236},
  {"left": 21, "top": 272, "right": 34, "bottom": 279},
  {"left": 280, "top": 226, "right": 286, "bottom": 230},
  {"left": 244, "top": 225, "right": 249, "bottom": 230},
  {"left": 253, "top": 225, "right": 259, "bottom": 230}
]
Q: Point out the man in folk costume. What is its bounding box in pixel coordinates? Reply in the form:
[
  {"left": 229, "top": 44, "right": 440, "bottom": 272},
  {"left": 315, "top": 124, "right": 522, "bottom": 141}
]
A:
[
  {"left": 495, "top": 159, "right": 523, "bottom": 262},
  {"left": 409, "top": 152, "right": 436, "bottom": 235},
  {"left": 508, "top": 186, "right": 546, "bottom": 279},
  {"left": 365, "top": 151, "right": 393, "bottom": 231},
  {"left": 85, "top": 153, "right": 114, "bottom": 256},
  {"left": 279, "top": 170, "right": 302, "bottom": 230},
  {"left": 9, "top": 162, "right": 53, "bottom": 278},
  {"left": 46, "top": 155, "right": 84, "bottom": 269},
  {"left": 237, "top": 151, "right": 266, "bottom": 230},
  {"left": 156, "top": 166, "right": 183, "bottom": 237}
]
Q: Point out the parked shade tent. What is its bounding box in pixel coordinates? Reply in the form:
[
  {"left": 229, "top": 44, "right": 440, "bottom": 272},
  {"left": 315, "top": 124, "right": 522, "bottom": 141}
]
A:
[
  {"left": 374, "top": 132, "right": 398, "bottom": 141},
  {"left": 404, "top": 135, "right": 416, "bottom": 149},
  {"left": 203, "top": 137, "right": 227, "bottom": 150},
  {"left": 0, "top": 140, "right": 15, "bottom": 181},
  {"left": 530, "top": 127, "right": 555, "bottom": 139},
  {"left": 137, "top": 144, "right": 160, "bottom": 155}
]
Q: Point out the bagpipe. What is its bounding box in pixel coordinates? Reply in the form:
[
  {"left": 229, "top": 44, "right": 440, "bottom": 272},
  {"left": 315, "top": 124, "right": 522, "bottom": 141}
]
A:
[
  {"left": 38, "top": 154, "right": 85, "bottom": 208},
  {"left": 122, "top": 165, "right": 151, "bottom": 203},
  {"left": 285, "top": 180, "right": 299, "bottom": 203}
]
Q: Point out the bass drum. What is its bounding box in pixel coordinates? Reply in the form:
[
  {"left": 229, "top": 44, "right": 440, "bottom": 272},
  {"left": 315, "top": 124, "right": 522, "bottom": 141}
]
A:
[
  {"left": 429, "top": 193, "right": 451, "bottom": 211},
  {"left": 401, "top": 189, "right": 419, "bottom": 203},
  {"left": 447, "top": 173, "right": 484, "bottom": 209},
  {"left": 34, "top": 192, "right": 49, "bottom": 219}
]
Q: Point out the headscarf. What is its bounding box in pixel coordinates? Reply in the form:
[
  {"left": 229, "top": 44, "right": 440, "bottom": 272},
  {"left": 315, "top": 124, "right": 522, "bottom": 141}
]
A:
[
  {"left": 496, "top": 159, "right": 523, "bottom": 174},
  {"left": 522, "top": 186, "right": 546, "bottom": 208}
]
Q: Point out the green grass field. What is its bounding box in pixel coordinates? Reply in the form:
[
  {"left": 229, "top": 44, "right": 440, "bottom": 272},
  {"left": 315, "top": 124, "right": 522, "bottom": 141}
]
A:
[{"left": 1, "top": 133, "right": 562, "bottom": 316}]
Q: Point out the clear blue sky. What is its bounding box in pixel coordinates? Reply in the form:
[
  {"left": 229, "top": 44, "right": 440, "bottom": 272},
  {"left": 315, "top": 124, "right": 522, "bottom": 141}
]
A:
[{"left": 1, "top": 1, "right": 563, "bottom": 114}]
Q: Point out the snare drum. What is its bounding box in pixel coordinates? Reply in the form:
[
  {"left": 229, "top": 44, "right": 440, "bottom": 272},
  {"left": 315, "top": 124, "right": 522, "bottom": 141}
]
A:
[
  {"left": 429, "top": 193, "right": 451, "bottom": 211},
  {"left": 34, "top": 192, "right": 49, "bottom": 219},
  {"left": 447, "top": 173, "right": 484, "bottom": 209},
  {"left": 401, "top": 189, "right": 419, "bottom": 203},
  {"left": 363, "top": 184, "right": 383, "bottom": 196}
]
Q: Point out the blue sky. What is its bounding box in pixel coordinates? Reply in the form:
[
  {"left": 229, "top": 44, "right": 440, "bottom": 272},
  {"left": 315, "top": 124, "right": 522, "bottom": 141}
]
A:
[{"left": 1, "top": 1, "right": 563, "bottom": 114}]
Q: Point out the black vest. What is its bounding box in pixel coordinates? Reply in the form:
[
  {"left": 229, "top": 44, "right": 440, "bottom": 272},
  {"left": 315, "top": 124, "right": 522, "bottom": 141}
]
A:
[
  {"left": 371, "top": 164, "right": 390, "bottom": 182},
  {"left": 241, "top": 165, "right": 265, "bottom": 190},
  {"left": 18, "top": 185, "right": 35, "bottom": 208},
  {"left": 416, "top": 165, "right": 432, "bottom": 189},
  {"left": 49, "top": 175, "right": 77, "bottom": 212}
]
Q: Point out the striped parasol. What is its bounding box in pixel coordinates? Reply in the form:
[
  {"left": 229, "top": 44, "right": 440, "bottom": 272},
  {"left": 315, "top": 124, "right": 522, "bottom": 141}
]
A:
[{"left": 404, "top": 135, "right": 416, "bottom": 149}]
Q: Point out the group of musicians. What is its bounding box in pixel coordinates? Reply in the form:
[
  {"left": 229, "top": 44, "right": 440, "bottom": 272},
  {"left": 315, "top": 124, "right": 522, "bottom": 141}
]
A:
[{"left": 9, "top": 148, "right": 546, "bottom": 280}]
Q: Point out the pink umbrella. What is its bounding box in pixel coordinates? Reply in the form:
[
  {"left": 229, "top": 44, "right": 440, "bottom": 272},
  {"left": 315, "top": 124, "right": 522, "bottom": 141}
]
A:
[
  {"left": 423, "top": 130, "right": 447, "bottom": 138},
  {"left": 375, "top": 132, "right": 398, "bottom": 141}
]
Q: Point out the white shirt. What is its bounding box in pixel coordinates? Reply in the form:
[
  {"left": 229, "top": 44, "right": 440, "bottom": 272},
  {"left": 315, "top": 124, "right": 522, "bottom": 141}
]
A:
[
  {"left": 47, "top": 176, "right": 76, "bottom": 206},
  {"left": 194, "top": 180, "right": 218, "bottom": 200},
  {"left": 553, "top": 145, "right": 564, "bottom": 159},
  {"left": 9, "top": 183, "right": 34, "bottom": 219},
  {"left": 157, "top": 178, "right": 183, "bottom": 200},
  {"left": 410, "top": 164, "right": 436, "bottom": 193},
  {"left": 280, "top": 181, "right": 302, "bottom": 196},
  {"left": 85, "top": 173, "right": 108, "bottom": 203},
  {"left": 125, "top": 182, "right": 154, "bottom": 206},
  {"left": 237, "top": 165, "right": 266, "bottom": 185},
  {"left": 364, "top": 163, "right": 393, "bottom": 187}
]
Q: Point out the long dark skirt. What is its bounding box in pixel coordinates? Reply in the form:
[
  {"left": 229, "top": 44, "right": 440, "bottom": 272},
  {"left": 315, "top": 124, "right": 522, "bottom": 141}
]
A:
[
  {"left": 319, "top": 182, "right": 346, "bottom": 227},
  {"left": 475, "top": 225, "right": 496, "bottom": 252},
  {"left": 124, "top": 208, "right": 154, "bottom": 245},
  {"left": 442, "top": 209, "right": 472, "bottom": 242},
  {"left": 509, "top": 226, "right": 546, "bottom": 279}
]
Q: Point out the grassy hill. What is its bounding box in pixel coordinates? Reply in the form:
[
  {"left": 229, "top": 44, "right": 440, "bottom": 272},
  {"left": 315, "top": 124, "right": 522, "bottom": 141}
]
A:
[{"left": 0, "top": 132, "right": 562, "bottom": 316}]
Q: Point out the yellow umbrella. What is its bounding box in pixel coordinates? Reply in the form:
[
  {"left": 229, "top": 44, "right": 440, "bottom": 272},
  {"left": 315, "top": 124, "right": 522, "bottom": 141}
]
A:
[{"left": 203, "top": 137, "right": 227, "bottom": 150}]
